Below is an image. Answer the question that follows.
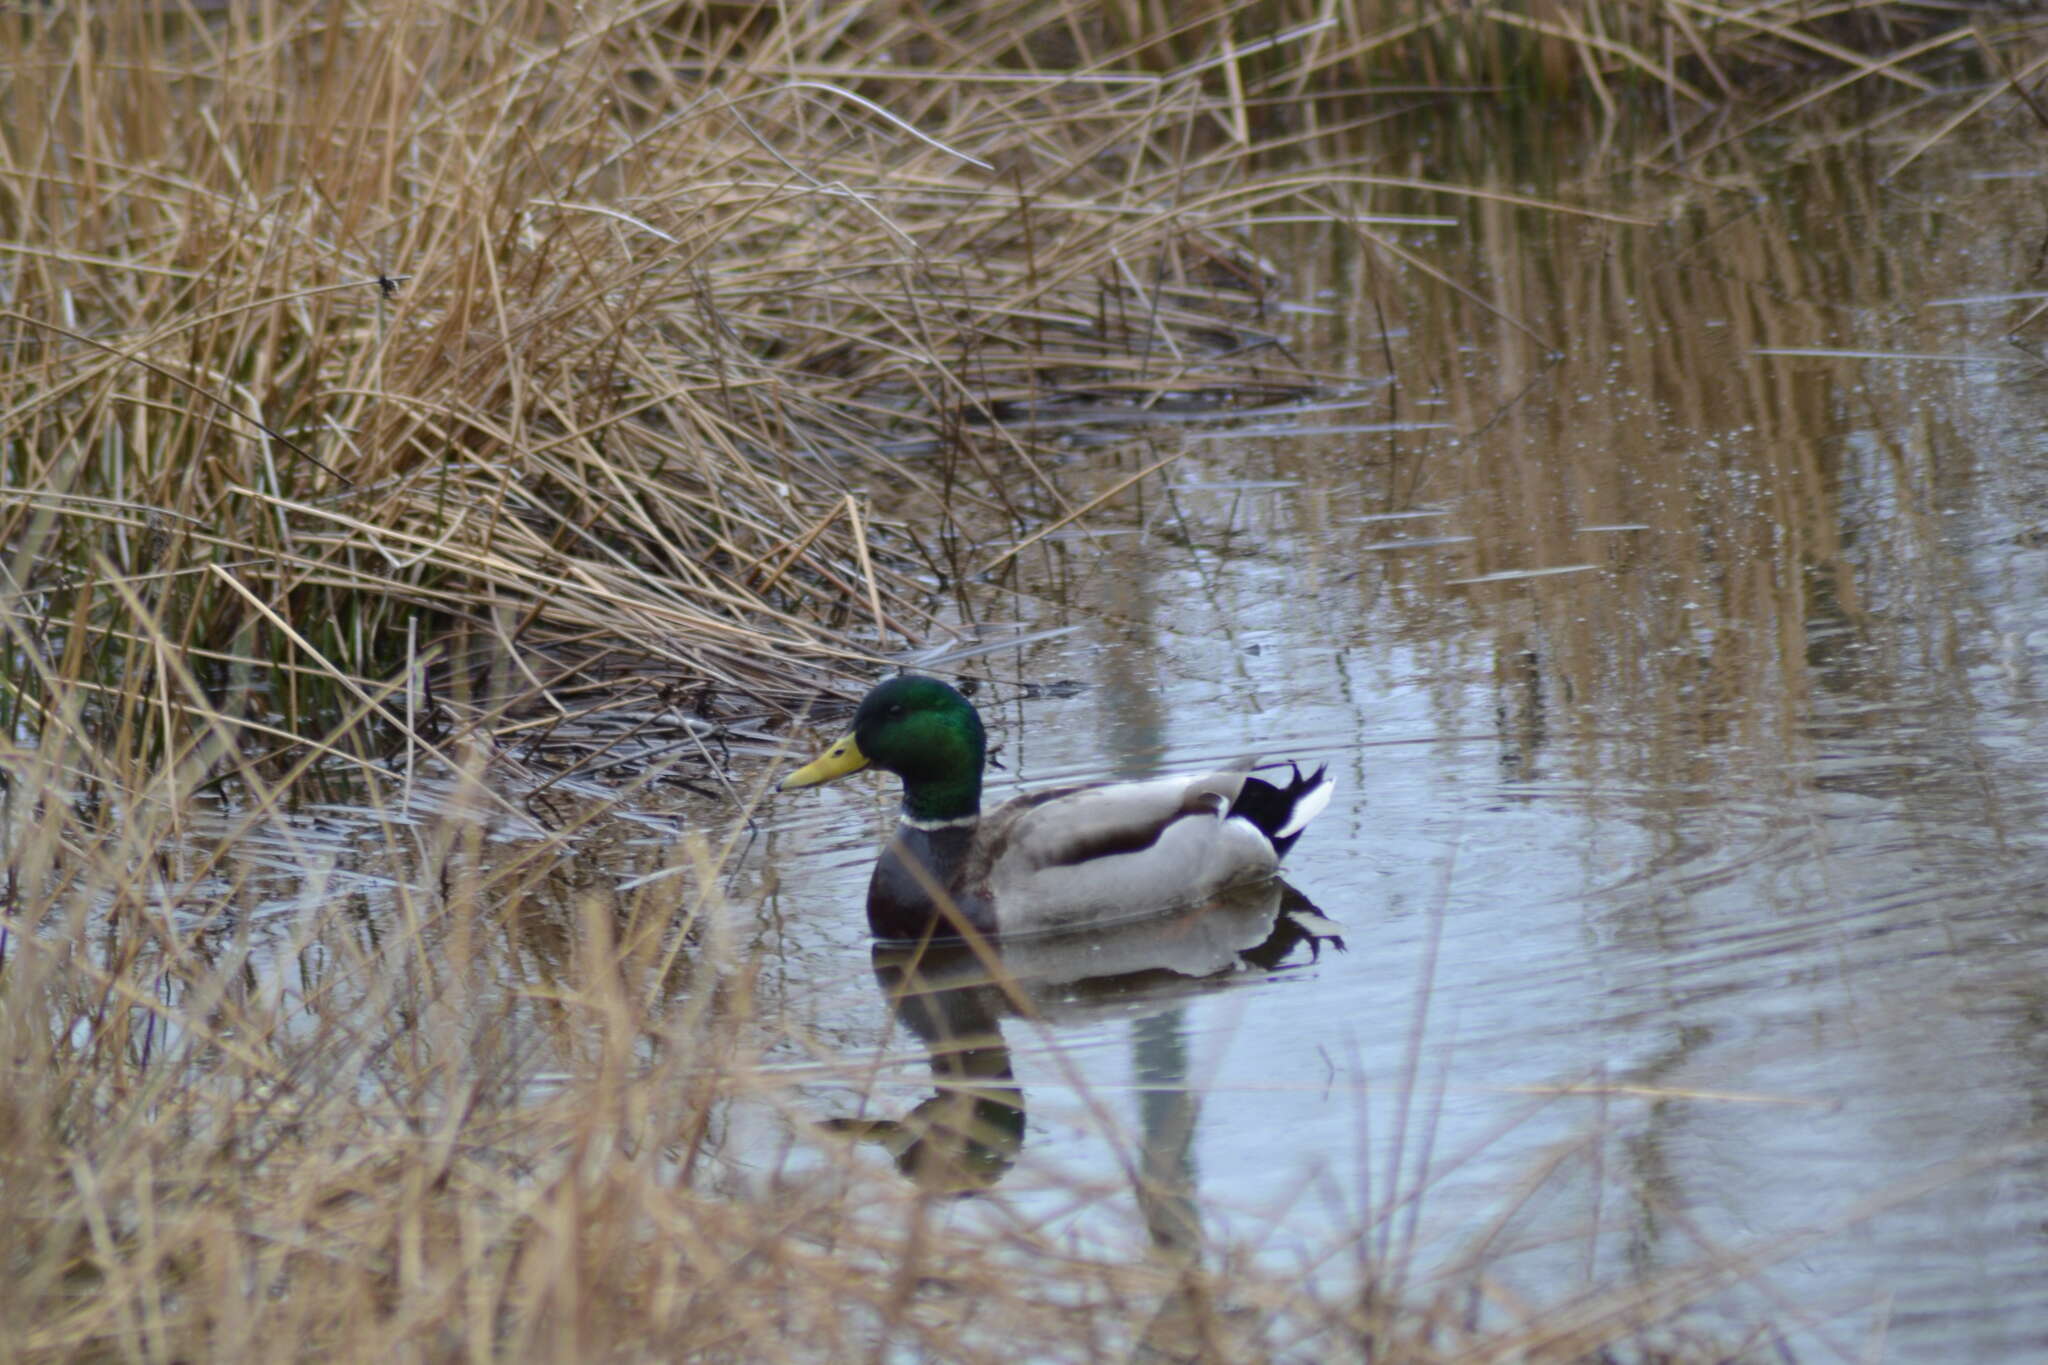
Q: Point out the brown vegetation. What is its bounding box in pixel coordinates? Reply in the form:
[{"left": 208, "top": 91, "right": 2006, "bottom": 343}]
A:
[{"left": 2, "top": 0, "right": 2041, "bottom": 1359}]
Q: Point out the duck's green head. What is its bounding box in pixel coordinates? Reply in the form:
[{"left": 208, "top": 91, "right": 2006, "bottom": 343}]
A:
[{"left": 781, "top": 675, "right": 986, "bottom": 819}]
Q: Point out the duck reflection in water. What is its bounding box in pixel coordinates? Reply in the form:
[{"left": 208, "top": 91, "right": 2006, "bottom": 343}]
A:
[{"left": 819, "top": 878, "right": 1343, "bottom": 1195}]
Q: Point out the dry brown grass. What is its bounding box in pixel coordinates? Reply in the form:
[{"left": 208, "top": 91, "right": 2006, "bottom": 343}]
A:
[
  {"left": 2, "top": 0, "right": 2039, "bottom": 1360},
  {"left": 0, "top": 711, "right": 1798, "bottom": 1362},
  {"left": 0, "top": 0, "right": 1348, "bottom": 787},
  {"left": 2, "top": 0, "right": 2031, "bottom": 770}
]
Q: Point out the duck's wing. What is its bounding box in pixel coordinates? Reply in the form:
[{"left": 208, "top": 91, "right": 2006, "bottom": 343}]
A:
[
  {"left": 971, "top": 770, "right": 1280, "bottom": 933},
  {"left": 991, "top": 770, "right": 1255, "bottom": 869}
]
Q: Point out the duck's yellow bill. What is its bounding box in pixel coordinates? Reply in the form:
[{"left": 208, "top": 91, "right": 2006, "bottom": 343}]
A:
[{"left": 781, "top": 734, "right": 869, "bottom": 789}]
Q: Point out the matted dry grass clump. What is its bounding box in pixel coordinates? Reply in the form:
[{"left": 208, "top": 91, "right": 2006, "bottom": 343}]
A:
[
  {"left": 3, "top": 0, "right": 2033, "bottom": 776},
  {"left": 0, "top": 0, "right": 1350, "bottom": 784}
]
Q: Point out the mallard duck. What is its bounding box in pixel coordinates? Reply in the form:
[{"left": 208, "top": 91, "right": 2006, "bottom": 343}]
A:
[{"left": 781, "top": 675, "right": 1334, "bottom": 941}]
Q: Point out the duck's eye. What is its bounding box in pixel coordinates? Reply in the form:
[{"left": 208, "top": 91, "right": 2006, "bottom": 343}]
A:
[{"left": 886, "top": 704, "right": 905, "bottom": 719}]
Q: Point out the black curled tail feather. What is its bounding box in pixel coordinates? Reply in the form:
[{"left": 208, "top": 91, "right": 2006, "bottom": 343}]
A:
[{"left": 1228, "top": 762, "right": 1333, "bottom": 859}]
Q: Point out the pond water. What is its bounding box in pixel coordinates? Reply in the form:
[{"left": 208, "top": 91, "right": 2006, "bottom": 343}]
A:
[
  {"left": 736, "top": 121, "right": 2048, "bottom": 1357},
  {"left": 120, "top": 115, "right": 2048, "bottom": 1358}
]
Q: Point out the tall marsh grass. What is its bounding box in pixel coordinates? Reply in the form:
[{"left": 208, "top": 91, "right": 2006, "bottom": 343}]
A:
[
  {"left": 0, "top": 656, "right": 1794, "bottom": 1361},
  {"left": 2, "top": 0, "right": 2030, "bottom": 758},
  {"left": 2, "top": 0, "right": 1337, "bottom": 776}
]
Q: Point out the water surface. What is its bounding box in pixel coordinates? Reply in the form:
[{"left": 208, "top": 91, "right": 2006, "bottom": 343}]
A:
[
  {"left": 131, "top": 116, "right": 2048, "bottom": 1359},
  {"left": 743, "top": 121, "right": 2048, "bottom": 1358}
]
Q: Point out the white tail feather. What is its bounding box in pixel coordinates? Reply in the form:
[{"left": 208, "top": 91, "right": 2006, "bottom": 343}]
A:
[{"left": 1276, "top": 772, "right": 1334, "bottom": 839}]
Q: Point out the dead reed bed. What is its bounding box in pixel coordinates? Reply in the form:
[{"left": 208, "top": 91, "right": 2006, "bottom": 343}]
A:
[
  {"left": 0, "top": 0, "right": 1354, "bottom": 792},
  {"left": 0, "top": 676, "right": 1795, "bottom": 1363},
  {"left": 2, "top": 0, "right": 2034, "bottom": 773}
]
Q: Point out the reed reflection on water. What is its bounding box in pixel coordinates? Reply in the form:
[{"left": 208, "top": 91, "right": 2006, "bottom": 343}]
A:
[{"left": 756, "top": 122, "right": 2048, "bottom": 1357}]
